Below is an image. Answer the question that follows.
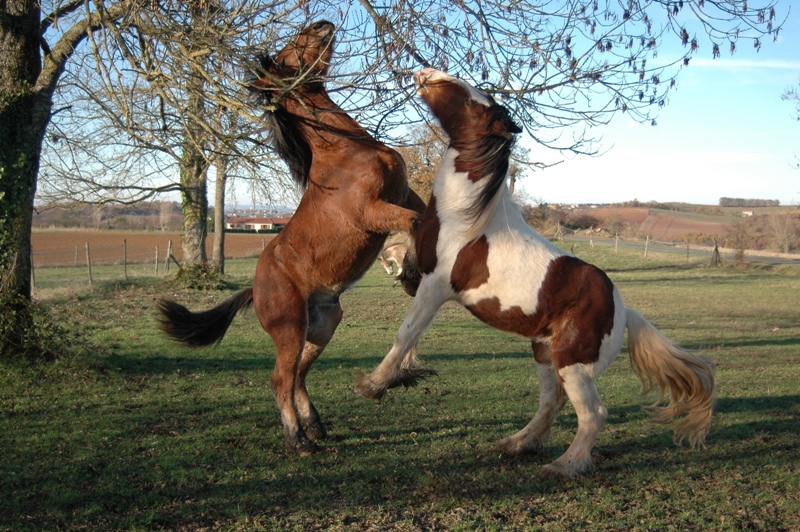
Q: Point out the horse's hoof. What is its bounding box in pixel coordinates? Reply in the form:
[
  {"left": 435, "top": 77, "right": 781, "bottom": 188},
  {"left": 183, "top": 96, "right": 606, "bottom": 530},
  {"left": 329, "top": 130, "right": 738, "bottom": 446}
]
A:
[
  {"left": 294, "top": 438, "right": 319, "bottom": 457},
  {"left": 496, "top": 437, "right": 545, "bottom": 457},
  {"left": 354, "top": 372, "right": 387, "bottom": 401},
  {"left": 304, "top": 422, "right": 327, "bottom": 442}
]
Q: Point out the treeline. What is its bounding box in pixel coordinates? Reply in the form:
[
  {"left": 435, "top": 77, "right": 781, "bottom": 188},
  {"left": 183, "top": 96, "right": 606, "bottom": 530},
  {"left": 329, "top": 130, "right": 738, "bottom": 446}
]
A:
[
  {"left": 33, "top": 201, "right": 185, "bottom": 231},
  {"left": 719, "top": 198, "right": 780, "bottom": 208}
]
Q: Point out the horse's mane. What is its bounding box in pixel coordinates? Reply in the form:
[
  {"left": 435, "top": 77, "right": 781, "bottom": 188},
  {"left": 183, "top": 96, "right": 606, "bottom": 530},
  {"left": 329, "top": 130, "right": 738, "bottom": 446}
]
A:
[
  {"left": 454, "top": 127, "right": 515, "bottom": 221},
  {"left": 268, "top": 108, "right": 312, "bottom": 189}
]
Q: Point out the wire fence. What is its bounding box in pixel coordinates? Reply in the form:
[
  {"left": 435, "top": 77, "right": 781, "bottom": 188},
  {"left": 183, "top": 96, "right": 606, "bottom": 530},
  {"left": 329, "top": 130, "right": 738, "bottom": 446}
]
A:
[
  {"left": 30, "top": 230, "right": 799, "bottom": 296},
  {"left": 30, "top": 231, "right": 274, "bottom": 293}
]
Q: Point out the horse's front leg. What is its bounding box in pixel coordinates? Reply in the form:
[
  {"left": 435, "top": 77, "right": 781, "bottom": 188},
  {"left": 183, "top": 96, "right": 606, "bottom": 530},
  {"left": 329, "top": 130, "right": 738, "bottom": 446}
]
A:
[
  {"left": 362, "top": 200, "right": 422, "bottom": 235},
  {"left": 355, "top": 278, "right": 448, "bottom": 400}
]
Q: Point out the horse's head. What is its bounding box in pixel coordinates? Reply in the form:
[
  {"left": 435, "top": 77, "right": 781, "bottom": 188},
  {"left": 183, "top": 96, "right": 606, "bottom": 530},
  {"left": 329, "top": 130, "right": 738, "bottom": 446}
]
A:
[
  {"left": 413, "top": 68, "right": 522, "bottom": 142},
  {"left": 251, "top": 20, "right": 336, "bottom": 105}
]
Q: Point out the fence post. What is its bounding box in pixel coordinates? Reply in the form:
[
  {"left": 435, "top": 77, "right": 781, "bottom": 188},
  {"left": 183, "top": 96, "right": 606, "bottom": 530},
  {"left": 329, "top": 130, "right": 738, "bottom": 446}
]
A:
[
  {"left": 155, "top": 246, "right": 159, "bottom": 275},
  {"left": 74, "top": 245, "right": 78, "bottom": 267},
  {"left": 686, "top": 240, "right": 690, "bottom": 262},
  {"left": 123, "top": 239, "right": 128, "bottom": 280},
  {"left": 86, "top": 242, "right": 93, "bottom": 287},
  {"left": 165, "top": 240, "right": 173, "bottom": 274},
  {"left": 644, "top": 235, "right": 650, "bottom": 259},
  {"left": 615, "top": 232, "right": 619, "bottom": 253}
]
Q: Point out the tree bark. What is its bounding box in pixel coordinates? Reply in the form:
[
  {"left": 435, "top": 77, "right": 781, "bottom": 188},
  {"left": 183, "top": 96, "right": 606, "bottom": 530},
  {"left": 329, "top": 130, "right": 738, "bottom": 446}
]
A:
[
  {"left": 178, "top": 5, "right": 210, "bottom": 268},
  {"left": 1, "top": 2, "right": 45, "bottom": 310},
  {"left": 212, "top": 154, "right": 228, "bottom": 274}
]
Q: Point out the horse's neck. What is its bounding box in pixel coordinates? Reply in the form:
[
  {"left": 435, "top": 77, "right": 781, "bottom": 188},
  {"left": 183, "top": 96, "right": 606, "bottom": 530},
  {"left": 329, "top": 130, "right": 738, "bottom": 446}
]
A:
[
  {"left": 283, "top": 93, "right": 370, "bottom": 148},
  {"left": 433, "top": 147, "right": 493, "bottom": 214}
]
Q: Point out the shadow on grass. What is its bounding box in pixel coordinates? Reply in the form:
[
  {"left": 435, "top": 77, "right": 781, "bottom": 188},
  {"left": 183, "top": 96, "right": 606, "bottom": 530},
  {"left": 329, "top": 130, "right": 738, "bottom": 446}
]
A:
[
  {"left": 3, "top": 391, "right": 797, "bottom": 530},
  {"left": 103, "top": 349, "right": 536, "bottom": 377}
]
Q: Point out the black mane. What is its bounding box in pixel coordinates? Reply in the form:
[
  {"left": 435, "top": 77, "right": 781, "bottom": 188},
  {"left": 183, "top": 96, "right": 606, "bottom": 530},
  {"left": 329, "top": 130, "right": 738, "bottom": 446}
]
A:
[
  {"left": 453, "top": 123, "right": 516, "bottom": 220},
  {"left": 269, "top": 107, "right": 312, "bottom": 189}
]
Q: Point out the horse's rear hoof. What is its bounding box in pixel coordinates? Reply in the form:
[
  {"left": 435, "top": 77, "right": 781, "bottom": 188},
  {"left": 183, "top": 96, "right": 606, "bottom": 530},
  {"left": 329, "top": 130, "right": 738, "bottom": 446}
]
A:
[
  {"left": 294, "top": 438, "right": 319, "bottom": 457},
  {"left": 304, "top": 422, "right": 327, "bottom": 442}
]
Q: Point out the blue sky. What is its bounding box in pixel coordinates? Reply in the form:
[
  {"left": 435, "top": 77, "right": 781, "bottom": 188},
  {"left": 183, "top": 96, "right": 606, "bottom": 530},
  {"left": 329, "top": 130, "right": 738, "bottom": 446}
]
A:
[{"left": 520, "top": 8, "right": 800, "bottom": 207}]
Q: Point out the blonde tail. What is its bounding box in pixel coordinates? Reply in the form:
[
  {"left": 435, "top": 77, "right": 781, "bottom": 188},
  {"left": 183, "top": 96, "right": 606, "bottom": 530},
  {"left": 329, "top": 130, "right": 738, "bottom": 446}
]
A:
[{"left": 626, "top": 308, "right": 715, "bottom": 447}]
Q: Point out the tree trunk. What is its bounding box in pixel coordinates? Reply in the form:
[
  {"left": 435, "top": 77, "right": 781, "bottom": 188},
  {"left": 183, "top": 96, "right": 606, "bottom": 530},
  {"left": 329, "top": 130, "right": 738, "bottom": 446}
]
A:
[
  {"left": 179, "top": 141, "right": 209, "bottom": 266},
  {"left": 1, "top": 2, "right": 45, "bottom": 348},
  {"left": 178, "top": 7, "right": 210, "bottom": 269},
  {"left": 179, "top": 76, "right": 209, "bottom": 266},
  {"left": 212, "top": 154, "right": 228, "bottom": 274}
]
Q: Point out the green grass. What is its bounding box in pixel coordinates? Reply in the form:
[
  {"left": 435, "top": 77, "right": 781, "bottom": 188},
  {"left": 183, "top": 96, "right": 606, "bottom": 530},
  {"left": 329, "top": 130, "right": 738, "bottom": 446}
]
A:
[{"left": 2, "top": 243, "right": 799, "bottom": 530}]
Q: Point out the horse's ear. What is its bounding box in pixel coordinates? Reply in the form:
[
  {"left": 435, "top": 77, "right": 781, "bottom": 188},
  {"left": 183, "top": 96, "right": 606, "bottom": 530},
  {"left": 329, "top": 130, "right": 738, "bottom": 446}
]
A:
[
  {"left": 258, "top": 53, "right": 277, "bottom": 73},
  {"left": 492, "top": 105, "right": 522, "bottom": 137}
]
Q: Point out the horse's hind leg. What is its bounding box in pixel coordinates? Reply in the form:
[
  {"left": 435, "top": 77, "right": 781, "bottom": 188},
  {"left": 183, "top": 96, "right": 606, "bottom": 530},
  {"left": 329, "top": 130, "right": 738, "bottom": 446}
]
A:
[
  {"left": 497, "top": 360, "right": 566, "bottom": 456},
  {"left": 540, "top": 364, "right": 608, "bottom": 478},
  {"left": 295, "top": 298, "right": 343, "bottom": 441},
  {"left": 255, "top": 276, "right": 318, "bottom": 454}
]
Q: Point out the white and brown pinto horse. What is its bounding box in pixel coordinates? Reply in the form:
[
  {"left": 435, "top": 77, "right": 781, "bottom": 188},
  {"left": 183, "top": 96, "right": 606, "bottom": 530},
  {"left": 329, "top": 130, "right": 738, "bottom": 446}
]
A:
[
  {"left": 356, "top": 68, "right": 715, "bottom": 478},
  {"left": 158, "top": 21, "right": 426, "bottom": 455}
]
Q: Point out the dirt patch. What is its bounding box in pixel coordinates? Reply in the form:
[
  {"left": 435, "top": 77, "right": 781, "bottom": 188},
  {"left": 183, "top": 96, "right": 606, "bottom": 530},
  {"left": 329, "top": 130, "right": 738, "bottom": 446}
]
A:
[{"left": 32, "top": 231, "right": 276, "bottom": 267}]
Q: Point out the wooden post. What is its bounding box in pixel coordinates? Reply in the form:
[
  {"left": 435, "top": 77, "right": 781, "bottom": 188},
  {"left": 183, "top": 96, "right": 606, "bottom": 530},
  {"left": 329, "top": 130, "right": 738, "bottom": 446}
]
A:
[
  {"left": 86, "top": 242, "right": 93, "bottom": 286},
  {"left": 165, "top": 240, "right": 173, "bottom": 274},
  {"left": 686, "top": 240, "right": 690, "bottom": 262},
  {"left": 262, "top": 237, "right": 266, "bottom": 251},
  {"left": 644, "top": 235, "right": 650, "bottom": 258},
  {"left": 589, "top": 228, "right": 594, "bottom": 249},
  {"left": 615, "top": 232, "right": 619, "bottom": 253},
  {"left": 155, "top": 246, "right": 159, "bottom": 275},
  {"left": 123, "top": 239, "right": 128, "bottom": 280},
  {"left": 74, "top": 245, "right": 78, "bottom": 267},
  {"left": 709, "top": 238, "right": 723, "bottom": 267}
]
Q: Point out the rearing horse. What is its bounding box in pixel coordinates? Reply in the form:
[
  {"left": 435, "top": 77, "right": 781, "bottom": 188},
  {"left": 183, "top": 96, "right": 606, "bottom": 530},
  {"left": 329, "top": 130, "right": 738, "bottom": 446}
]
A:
[
  {"left": 157, "top": 21, "right": 427, "bottom": 454},
  {"left": 356, "top": 69, "right": 715, "bottom": 478}
]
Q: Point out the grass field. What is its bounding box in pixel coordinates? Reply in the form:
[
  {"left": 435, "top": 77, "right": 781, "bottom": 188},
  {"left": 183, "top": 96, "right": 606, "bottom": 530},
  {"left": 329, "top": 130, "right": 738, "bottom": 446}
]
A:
[{"left": 2, "top": 243, "right": 799, "bottom": 530}]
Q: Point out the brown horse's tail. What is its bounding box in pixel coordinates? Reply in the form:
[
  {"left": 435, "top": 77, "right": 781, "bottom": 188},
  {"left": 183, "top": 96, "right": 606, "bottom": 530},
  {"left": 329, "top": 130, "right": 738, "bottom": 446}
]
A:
[
  {"left": 157, "top": 288, "right": 254, "bottom": 347},
  {"left": 626, "top": 308, "right": 715, "bottom": 448}
]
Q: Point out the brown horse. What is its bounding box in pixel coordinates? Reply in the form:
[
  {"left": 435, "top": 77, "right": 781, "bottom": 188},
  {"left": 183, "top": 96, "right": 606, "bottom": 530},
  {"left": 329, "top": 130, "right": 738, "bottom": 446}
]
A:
[{"left": 158, "top": 21, "right": 427, "bottom": 454}]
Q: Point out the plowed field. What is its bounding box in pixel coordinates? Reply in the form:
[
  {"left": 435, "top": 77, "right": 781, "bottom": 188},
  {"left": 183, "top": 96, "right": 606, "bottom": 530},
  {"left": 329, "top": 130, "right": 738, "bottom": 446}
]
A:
[
  {"left": 590, "top": 207, "right": 731, "bottom": 240},
  {"left": 32, "top": 230, "right": 276, "bottom": 267}
]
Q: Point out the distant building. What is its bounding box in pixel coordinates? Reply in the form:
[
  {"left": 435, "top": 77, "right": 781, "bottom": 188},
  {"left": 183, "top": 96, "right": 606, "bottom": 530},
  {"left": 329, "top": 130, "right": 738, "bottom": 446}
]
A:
[{"left": 225, "top": 217, "right": 290, "bottom": 232}]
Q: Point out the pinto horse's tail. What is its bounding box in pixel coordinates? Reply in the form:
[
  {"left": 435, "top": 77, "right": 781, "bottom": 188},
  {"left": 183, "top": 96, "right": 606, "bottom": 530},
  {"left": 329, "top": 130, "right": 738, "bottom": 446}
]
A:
[
  {"left": 157, "top": 288, "right": 254, "bottom": 347},
  {"left": 625, "top": 308, "right": 715, "bottom": 448}
]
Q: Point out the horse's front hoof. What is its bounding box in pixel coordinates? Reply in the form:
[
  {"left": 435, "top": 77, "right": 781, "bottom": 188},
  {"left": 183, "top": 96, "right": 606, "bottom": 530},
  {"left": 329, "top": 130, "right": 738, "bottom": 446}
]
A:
[
  {"left": 354, "top": 372, "right": 387, "bottom": 401},
  {"left": 539, "top": 461, "right": 588, "bottom": 479}
]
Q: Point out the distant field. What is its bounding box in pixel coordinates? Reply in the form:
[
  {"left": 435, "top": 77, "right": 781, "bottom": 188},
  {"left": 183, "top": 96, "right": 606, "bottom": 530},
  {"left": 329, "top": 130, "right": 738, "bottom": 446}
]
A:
[
  {"left": 32, "top": 230, "right": 275, "bottom": 267},
  {"left": 590, "top": 207, "right": 739, "bottom": 240}
]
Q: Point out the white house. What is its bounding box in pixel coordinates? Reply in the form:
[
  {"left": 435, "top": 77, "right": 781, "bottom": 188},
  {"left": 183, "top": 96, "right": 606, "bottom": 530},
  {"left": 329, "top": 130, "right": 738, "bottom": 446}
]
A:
[{"left": 225, "top": 217, "right": 290, "bottom": 232}]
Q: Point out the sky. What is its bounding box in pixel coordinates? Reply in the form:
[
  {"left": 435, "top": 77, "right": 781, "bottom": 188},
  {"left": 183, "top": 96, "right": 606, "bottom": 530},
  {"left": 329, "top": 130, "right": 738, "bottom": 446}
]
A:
[
  {"left": 519, "top": 8, "right": 800, "bottom": 207},
  {"left": 221, "top": 4, "right": 800, "bottom": 211}
]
